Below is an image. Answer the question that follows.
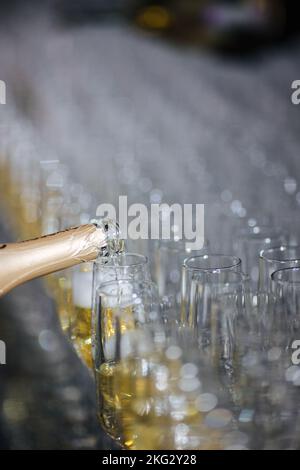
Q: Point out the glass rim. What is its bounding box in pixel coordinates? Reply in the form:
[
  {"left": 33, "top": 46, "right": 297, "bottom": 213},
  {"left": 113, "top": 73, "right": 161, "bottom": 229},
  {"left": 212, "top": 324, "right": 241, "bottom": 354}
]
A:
[
  {"left": 190, "top": 270, "right": 247, "bottom": 286},
  {"left": 183, "top": 254, "right": 241, "bottom": 272},
  {"left": 95, "top": 252, "right": 148, "bottom": 268},
  {"left": 96, "top": 278, "right": 157, "bottom": 297},
  {"left": 260, "top": 245, "right": 300, "bottom": 263},
  {"left": 271, "top": 267, "right": 300, "bottom": 286}
]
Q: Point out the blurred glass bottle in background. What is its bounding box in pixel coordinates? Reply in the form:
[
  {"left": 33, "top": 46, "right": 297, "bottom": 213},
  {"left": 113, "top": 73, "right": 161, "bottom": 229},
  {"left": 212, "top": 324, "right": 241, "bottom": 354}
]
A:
[{"left": 133, "top": 0, "right": 291, "bottom": 52}]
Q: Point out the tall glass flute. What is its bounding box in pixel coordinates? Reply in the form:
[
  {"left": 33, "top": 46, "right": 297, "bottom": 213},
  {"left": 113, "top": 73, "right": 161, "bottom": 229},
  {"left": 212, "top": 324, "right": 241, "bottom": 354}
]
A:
[
  {"left": 183, "top": 270, "right": 246, "bottom": 378},
  {"left": 234, "top": 226, "right": 287, "bottom": 286},
  {"left": 259, "top": 246, "right": 300, "bottom": 293},
  {"left": 181, "top": 254, "right": 242, "bottom": 326},
  {"left": 68, "top": 224, "right": 127, "bottom": 367},
  {"left": 91, "top": 253, "right": 150, "bottom": 360},
  {"left": 94, "top": 279, "right": 159, "bottom": 445},
  {"left": 154, "top": 239, "right": 208, "bottom": 303}
]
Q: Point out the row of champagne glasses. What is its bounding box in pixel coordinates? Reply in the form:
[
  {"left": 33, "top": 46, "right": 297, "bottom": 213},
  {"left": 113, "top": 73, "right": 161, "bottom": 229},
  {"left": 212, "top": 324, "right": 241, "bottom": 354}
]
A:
[
  {"left": 1, "top": 114, "right": 300, "bottom": 449},
  {"left": 90, "top": 247, "right": 300, "bottom": 450}
]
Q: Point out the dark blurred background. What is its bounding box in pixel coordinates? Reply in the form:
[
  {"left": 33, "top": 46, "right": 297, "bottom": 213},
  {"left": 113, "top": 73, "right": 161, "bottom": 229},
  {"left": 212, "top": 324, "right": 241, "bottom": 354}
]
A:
[{"left": 1, "top": 0, "right": 300, "bottom": 53}]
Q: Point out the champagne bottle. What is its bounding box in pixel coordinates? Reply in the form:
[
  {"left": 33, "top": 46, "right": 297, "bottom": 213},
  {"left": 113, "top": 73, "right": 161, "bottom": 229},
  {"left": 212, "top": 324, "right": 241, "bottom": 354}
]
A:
[{"left": 0, "top": 220, "right": 123, "bottom": 297}]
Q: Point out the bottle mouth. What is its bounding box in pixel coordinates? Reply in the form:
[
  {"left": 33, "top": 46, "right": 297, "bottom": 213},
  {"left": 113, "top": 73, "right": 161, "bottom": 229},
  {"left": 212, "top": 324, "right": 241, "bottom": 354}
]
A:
[{"left": 91, "top": 217, "right": 125, "bottom": 258}]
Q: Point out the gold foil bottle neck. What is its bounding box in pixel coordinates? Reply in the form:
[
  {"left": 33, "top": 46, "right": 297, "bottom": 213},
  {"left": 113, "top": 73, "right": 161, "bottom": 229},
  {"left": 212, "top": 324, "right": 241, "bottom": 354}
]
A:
[{"left": 0, "top": 222, "right": 120, "bottom": 297}]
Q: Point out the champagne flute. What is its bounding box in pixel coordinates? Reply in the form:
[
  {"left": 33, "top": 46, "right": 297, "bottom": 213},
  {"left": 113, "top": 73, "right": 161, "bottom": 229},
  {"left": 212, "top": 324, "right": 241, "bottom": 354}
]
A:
[
  {"left": 91, "top": 252, "right": 151, "bottom": 361},
  {"left": 181, "top": 254, "right": 242, "bottom": 326},
  {"left": 234, "top": 225, "right": 287, "bottom": 286},
  {"left": 154, "top": 238, "right": 208, "bottom": 304},
  {"left": 94, "top": 279, "right": 159, "bottom": 444},
  {"left": 259, "top": 246, "right": 300, "bottom": 293}
]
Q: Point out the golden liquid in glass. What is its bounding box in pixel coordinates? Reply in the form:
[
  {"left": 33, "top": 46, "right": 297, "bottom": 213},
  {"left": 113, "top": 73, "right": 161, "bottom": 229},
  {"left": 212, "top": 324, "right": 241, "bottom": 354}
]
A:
[
  {"left": 55, "top": 275, "right": 73, "bottom": 334},
  {"left": 96, "top": 362, "right": 123, "bottom": 441},
  {"left": 116, "top": 353, "right": 225, "bottom": 450},
  {"left": 71, "top": 305, "right": 93, "bottom": 369},
  {"left": 95, "top": 358, "right": 152, "bottom": 446}
]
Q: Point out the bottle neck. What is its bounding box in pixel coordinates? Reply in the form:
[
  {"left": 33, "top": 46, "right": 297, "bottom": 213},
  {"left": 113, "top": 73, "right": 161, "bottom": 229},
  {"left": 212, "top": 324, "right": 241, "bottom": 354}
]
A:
[{"left": 0, "top": 224, "right": 108, "bottom": 297}]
